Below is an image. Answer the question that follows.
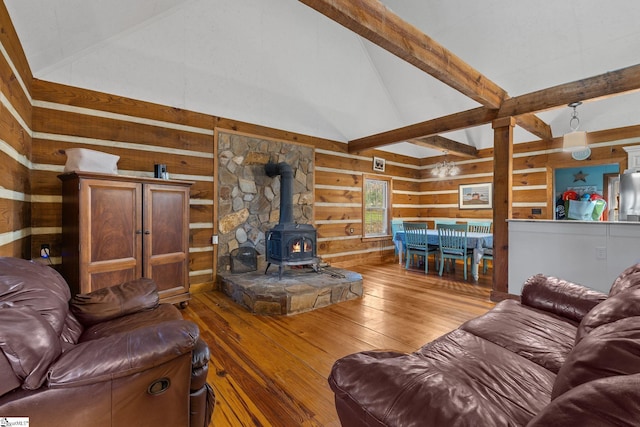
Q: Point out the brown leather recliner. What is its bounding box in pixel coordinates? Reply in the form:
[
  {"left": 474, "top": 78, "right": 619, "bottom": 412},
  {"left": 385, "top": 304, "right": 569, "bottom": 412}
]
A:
[{"left": 0, "top": 257, "right": 215, "bottom": 426}]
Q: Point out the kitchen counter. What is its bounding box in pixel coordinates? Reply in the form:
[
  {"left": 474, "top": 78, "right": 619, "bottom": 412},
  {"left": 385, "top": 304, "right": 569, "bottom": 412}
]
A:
[{"left": 508, "top": 219, "right": 640, "bottom": 295}]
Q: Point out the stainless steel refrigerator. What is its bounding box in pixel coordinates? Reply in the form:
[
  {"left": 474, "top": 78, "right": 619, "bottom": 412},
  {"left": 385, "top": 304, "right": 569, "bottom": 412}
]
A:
[{"left": 619, "top": 172, "right": 640, "bottom": 221}]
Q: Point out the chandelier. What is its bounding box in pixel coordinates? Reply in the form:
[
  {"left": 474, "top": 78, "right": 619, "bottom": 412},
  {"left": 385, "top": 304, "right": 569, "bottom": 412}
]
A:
[{"left": 431, "top": 151, "right": 459, "bottom": 177}]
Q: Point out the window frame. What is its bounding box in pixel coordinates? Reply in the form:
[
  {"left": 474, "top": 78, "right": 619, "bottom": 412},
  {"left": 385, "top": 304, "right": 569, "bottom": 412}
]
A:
[{"left": 362, "top": 174, "right": 392, "bottom": 241}]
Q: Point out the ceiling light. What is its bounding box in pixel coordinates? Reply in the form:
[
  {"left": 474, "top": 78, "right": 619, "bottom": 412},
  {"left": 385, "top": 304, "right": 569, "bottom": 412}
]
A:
[
  {"left": 431, "top": 151, "right": 459, "bottom": 177},
  {"left": 563, "top": 101, "right": 588, "bottom": 152}
]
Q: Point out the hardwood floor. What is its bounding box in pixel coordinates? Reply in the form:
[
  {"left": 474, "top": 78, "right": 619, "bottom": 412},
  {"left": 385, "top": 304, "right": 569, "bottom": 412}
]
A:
[{"left": 183, "top": 262, "right": 496, "bottom": 427}]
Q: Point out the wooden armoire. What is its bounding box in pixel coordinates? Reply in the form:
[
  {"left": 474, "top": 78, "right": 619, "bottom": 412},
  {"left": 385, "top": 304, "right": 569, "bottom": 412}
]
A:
[{"left": 59, "top": 172, "right": 192, "bottom": 306}]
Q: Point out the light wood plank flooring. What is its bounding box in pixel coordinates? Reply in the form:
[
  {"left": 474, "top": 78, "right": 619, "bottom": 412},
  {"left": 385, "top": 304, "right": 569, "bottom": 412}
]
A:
[{"left": 183, "top": 262, "right": 496, "bottom": 427}]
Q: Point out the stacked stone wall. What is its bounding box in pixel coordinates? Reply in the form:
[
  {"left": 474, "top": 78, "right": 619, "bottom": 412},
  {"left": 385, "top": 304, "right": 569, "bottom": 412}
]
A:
[{"left": 217, "top": 132, "right": 314, "bottom": 272}]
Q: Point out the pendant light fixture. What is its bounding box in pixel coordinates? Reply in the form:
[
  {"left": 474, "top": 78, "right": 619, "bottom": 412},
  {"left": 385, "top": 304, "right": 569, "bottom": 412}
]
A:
[
  {"left": 562, "top": 101, "right": 588, "bottom": 152},
  {"left": 431, "top": 150, "right": 459, "bottom": 177}
]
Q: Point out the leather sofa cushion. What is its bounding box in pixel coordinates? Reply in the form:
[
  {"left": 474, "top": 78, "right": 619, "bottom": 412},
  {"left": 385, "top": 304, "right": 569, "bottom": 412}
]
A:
[
  {"left": 609, "top": 265, "right": 640, "bottom": 297},
  {"left": 460, "top": 299, "right": 577, "bottom": 373},
  {"left": 521, "top": 274, "right": 607, "bottom": 323},
  {"left": 0, "top": 348, "right": 21, "bottom": 396},
  {"left": 328, "top": 329, "right": 555, "bottom": 427},
  {"left": 79, "top": 303, "right": 182, "bottom": 342},
  {"left": 552, "top": 316, "right": 640, "bottom": 399},
  {"left": 70, "top": 278, "right": 159, "bottom": 326},
  {"left": 0, "top": 305, "right": 62, "bottom": 390},
  {"left": 576, "top": 287, "right": 640, "bottom": 344},
  {"left": 0, "top": 257, "right": 71, "bottom": 336},
  {"left": 529, "top": 373, "right": 640, "bottom": 426}
]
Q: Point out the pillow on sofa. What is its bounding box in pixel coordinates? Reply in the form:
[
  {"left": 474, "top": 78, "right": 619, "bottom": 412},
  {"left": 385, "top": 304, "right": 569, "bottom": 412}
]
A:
[
  {"left": 609, "top": 267, "right": 640, "bottom": 297},
  {"left": 521, "top": 274, "right": 607, "bottom": 322},
  {"left": 0, "top": 304, "right": 62, "bottom": 389},
  {"left": 552, "top": 316, "right": 640, "bottom": 400},
  {"left": 70, "top": 278, "right": 159, "bottom": 326},
  {"left": 575, "top": 287, "right": 640, "bottom": 344}
]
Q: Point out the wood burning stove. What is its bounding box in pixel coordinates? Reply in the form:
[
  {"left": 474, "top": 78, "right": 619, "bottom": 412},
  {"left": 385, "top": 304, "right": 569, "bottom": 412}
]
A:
[{"left": 264, "top": 162, "right": 318, "bottom": 278}]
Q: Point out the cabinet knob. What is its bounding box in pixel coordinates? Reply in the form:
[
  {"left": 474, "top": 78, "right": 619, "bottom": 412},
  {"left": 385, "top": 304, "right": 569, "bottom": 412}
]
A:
[
  {"left": 144, "top": 230, "right": 151, "bottom": 235},
  {"left": 136, "top": 230, "right": 142, "bottom": 235}
]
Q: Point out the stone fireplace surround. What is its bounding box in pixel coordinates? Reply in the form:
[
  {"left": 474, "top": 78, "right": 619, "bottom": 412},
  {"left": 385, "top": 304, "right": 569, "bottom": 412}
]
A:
[
  {"left": 216, "top": 132, "right": 315, "bottom": 273},
  {"left": 216, "top": 132, "right": 362, "bottom": 315}
]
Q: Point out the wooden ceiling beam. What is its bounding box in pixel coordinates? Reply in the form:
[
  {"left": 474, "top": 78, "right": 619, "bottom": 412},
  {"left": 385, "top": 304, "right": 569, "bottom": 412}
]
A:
[
  {"left": 497, "top": 63, "right": 640, "bottom": 117},
  {"left": 349, "top": 107, "right": 498, "bottom": 153},
  {"left": 409, "top": 135, "right": 478, "bottom": 158},
  {"left": 515, "top": 113, "right": 553, "bottom": 141},
  {"left": 349, "top": 64, "right": 640, "bottom": 152},
  {"left": 298, "top": 0, "right": 506, "bottom": 108}
]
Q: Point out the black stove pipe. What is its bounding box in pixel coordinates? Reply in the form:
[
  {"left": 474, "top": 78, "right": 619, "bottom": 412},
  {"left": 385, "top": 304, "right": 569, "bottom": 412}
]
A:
[{"left": 265, "top": 162, "right": 294, "bottom": 224}]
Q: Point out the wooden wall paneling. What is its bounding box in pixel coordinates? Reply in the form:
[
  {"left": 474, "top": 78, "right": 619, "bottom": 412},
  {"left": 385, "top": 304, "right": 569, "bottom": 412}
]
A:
[
  {"left": 0, "top": 3, "right": 32, "bottom": 259},
  {"left": 32, "top": 80, "right": 214, "bottom": 130},
  {"left": 189, "top": 251, "right": 214, "bottom": 275},
  {"left": 315, "top": 170, "right": 361, "bottom": 187},
  {"left": 0, "top": 3, "right": 32, "bottom": 83},
  {"left": 512, "top": 188, "right": 547, "bottom": 203},
  {"left": 215, "top": 117, "right": 347, "bottom": 153},
  {"left": 315, "top": 222, "right": 362, "bottom": 239},
  {"left": 0, "top": 60, "right": 30, "bottom": 131},
  {"left": 32, "top": 108, "right": 213, "bottom": 153},
  {"left": 0, "top": 151, "right": 30, "bottom": 194},
  {"left": 513, "top": 171, "right": 547, "bottom": 186},
  {"left": 314, "top": 204, "right": 361, "bottom": 221},
  {"left": 315, "top": 187, "right": 361, "bottom": 204},
  {"left": 0, "top": 198, "right": 28, "bottom": 233}
]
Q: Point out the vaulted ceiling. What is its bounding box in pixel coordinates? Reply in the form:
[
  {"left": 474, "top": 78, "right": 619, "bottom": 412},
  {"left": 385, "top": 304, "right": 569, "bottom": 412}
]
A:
[{"left": 6, "top": 0, "right": 640, "bottom": 158}]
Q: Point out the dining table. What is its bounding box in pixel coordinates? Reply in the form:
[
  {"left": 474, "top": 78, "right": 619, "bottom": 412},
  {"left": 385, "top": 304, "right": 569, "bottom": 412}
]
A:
[{"left": 394, "top": 229, "right": 493, "bottom": 281}]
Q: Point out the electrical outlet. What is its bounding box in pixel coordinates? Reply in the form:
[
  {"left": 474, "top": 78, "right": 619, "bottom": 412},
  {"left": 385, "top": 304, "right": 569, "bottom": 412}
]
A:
[
  {"left": 349, "top": 228, "right": 355, "bottom": 233},
  {"left": 40, "top": 244, "right": 50, "bottom": 258},
  {"left": 595, "top": 247, "right": 607, "bottom": 260},
  {"left": 211, "top": 235, "right": 219, "bottom": 244}
]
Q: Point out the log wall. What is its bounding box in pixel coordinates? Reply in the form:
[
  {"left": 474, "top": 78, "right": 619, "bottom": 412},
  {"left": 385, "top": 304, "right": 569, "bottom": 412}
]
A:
[
  {"left": 2, "top": 3, "right": 640, "bottom": 287},
  {"left": 0, "top": 2, "right": 33, "bottom": 259}
]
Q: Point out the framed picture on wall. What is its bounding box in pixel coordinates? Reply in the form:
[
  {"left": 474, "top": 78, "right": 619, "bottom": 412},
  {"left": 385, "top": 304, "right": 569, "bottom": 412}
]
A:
[
  {"left": 459, "top": 183, "right": 493, "bottom": 209},
  {"left": 373, "top": 157, "right": 385, "bottom": 172}
]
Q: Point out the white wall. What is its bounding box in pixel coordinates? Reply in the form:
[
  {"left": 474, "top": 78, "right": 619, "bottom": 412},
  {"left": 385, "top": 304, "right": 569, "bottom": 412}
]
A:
[{"left": 508, "top": 220, "right": 640, "bottom": 295}]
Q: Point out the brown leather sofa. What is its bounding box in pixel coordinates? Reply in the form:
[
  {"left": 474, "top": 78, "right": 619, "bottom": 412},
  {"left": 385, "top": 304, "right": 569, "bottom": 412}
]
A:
[
  {"left": 0, "top": 257, "right": 215, "bottom": 426},
  {"left": 329, "top": 264, "right": 640, "bottom": 426}
]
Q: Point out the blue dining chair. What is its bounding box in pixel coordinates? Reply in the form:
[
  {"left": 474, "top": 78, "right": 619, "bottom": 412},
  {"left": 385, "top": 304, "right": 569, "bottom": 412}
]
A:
[
  {"left": 467, "top": 221, "right": 492, "bottom": 274},
  {"left": 434, "top": 219, "right": 457, "bottom": 229},
  {"left": 391, "top": 219, "right": 404, "bottom": 263},
  {"left": 467, "top": 221, "right": 492, "bottom": 233},
  {"left": 403, "top": 222, "right": 438, "bottom": 273},
  {"left": 437, "top": 223, "right": 473, "bottom": 280}
]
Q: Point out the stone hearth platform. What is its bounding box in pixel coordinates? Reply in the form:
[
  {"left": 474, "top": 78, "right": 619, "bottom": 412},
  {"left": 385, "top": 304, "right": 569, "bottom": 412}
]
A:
[{"left": 218, "top": 266, "right": 363, "bottom": 315}]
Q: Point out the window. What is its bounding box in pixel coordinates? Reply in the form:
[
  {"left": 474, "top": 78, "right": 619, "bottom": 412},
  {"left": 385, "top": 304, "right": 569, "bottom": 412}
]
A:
[{"left": 363, "top": 175, "right": 391, "bottom": 238}]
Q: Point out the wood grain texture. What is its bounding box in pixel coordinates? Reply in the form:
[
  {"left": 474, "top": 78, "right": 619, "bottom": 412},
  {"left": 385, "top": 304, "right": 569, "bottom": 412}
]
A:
[{"left": 183, "top": 261, "right": 495, "bottom": 426}]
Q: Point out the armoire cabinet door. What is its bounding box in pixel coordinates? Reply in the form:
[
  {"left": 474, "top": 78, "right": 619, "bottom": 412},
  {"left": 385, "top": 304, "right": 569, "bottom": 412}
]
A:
[
  {"left": 143, "top": 183, "right": 190, "bottom": 302},
  {"left": 81, "top": 179, "right": 143, "bottom": 292}
]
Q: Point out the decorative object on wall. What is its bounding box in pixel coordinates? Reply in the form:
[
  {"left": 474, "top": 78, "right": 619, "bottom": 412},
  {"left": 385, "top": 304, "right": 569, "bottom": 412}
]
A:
[
  {"left": 573, "top": 170, "right": 589, "bottom": 183},
  {"left": 459, "top": 183, "right": 493, "bottom": 209},
  {"left": 373, "top": 156, "right": 386, "bottom": 172},
  {"left": 563, "top": 101, "right": 588, "bottom": 152},
  {"left": 431, "top": 150, "right": 459, "bottom": 177}
]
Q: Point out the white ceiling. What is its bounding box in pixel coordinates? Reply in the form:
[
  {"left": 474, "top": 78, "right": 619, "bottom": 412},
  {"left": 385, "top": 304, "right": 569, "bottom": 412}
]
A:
[{"left": 6, "top": 0, "right": 640, "bottom": 158}]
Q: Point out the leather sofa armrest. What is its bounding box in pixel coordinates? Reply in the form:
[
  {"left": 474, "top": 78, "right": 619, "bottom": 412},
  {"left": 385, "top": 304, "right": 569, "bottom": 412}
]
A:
[
  {"left": 70, "top": 278, "right": 159, "bottom": 326},
  {"left": 47, "top": 320, "right": 199, "bottom": 387},
  {"left": 521, "top": 274, "right": 607, "bottom": 323}
]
